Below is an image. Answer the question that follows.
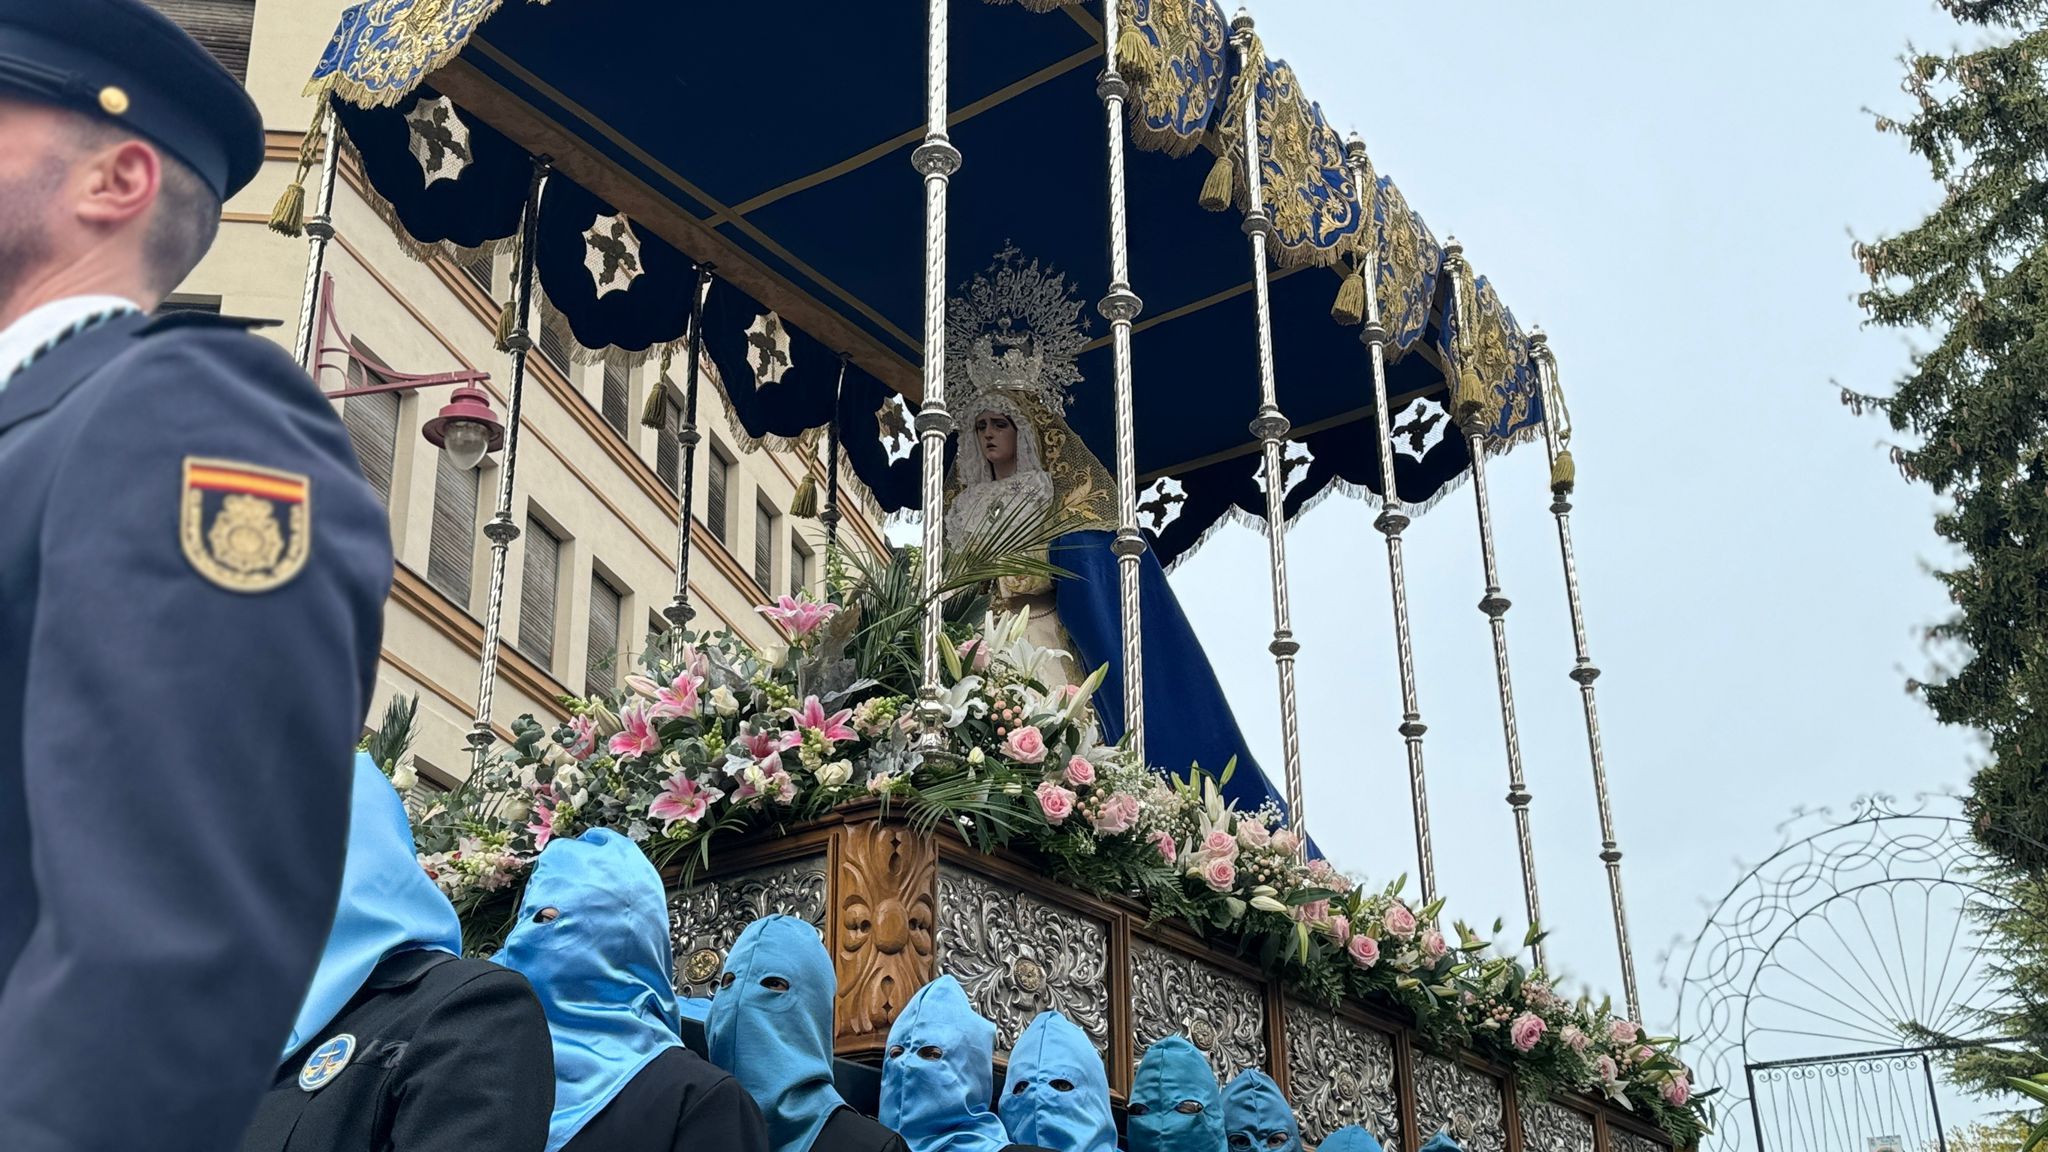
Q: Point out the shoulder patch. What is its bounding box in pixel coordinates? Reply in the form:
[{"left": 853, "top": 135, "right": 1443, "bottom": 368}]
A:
[
  {"left": 298, "top": 1033, "right": 356, "bottom": 1092},
  {"left": 180, "top": 457, "right": 312, "bottom": 593}
]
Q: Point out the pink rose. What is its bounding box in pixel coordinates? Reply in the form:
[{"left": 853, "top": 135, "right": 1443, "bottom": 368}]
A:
[
  {"left": 1608, "top": 1019, "right": 1640, "bottom": 1045},
  {"left": 1035, "top": 781, "right": 1076, "bottom": 824},
  {"left": 1201, "top": 830, "right": 1239, "bottom": 861},
  {"left": 1421, "top": 928, "right": 1448, "bottom": 961},
  {"left": 1382, "top": 902, "right": 1418, "bottom": 939},
  {"left": 1237, "top": 821, "right": 1272, "bottom": 850},
  {"left": 1326, "top": 913, "right": 1353, "bottom": 944},
  {"left": 1271, "top": 828, "right": 1300, "bottom": 854},
  {"left": 1347, "top": 933, "right": 1381, "bottom": 968},
  {"left": 1509, "top": 1012, "right": 1546, "bottom": 1053},
  {"left": 1595, "top": 1055, "right": 1619, "bottom": 1083},
  {"left": 1293, "top": 899, "right": 1330, "bottom": 925},
  {"left": 1004, "top": 725, "right": 1047, "bottom": 764},
  {"left": 1635, "top": 1045, "right": 1655, "bottom": 1064},
  {"left": 1064, "top": 756, "right": 1096, "bottom": 786},
  {"left": 1306, "top": 858, "right": 1339, "bottom": 884},
  {"left": 1149, "top": 830, "right": 1177, "bottom": 862},
  {"left": 1662, "top": 1074, "right": 1691, "bottom": 1108},
  {"left": 1092, "top": 792, "right": 1140, "bottom": 835},
  {"left": 958, "top": 637, "right": 991, "bottom": 672},
  {"left": 1059, "top": 682, "right": 1083, "bottom": 701},
  {"left": 1201, "top": 856, "right": 1237, "bottom": 892},
  {"left": 1562, "top": 1025, "right": 1589, "bottom": 1054}
]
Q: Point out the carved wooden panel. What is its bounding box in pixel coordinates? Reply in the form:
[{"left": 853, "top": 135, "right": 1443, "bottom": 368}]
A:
[
  {"left": 1519, "top": 1100, "right": 1596, "bottom": 1152},
  {"left": 668, "top": 854, "right": 828, "bottom": 998},
  {"left": 835, "top": 822, "right": 937, "bottom": 1046},
  {"left": 935, "top": 862, "right": 1111, "bottom": 1058},
  {"left": 1414, "top": 1054, "right": 1506, "bottom": 1152},
  {"left": 1130, "top": 939, "right": 1265, "bottom": 1082},
  {"left": 1282, "top": 1001, "right": 1400, "bottom": 1145},
  {"left": 1609, "top": 1128, "right": 1671, "bottom": 1152}
]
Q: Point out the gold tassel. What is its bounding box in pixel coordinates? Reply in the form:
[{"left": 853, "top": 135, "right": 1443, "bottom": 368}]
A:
[
  {"left": 268, "top": 181, "right": 306, "bottom": 237},
  {"left": 1116, "top": 24, "right": 1156, "bottom": 84},
  {"left": 1331, "top": 260, "right": 1366, "bottom": 327},
  {"left": 641, "top": 348, "right": 675, "bottom": 428},
  {"left": 790, "top": 474, "right": 819, "bottom": 519},
  {"left": 1550, "top": 448, "right": 1576, "bottom": 494},
  {"left": 1199, "top": 150, "right": 1235, "bottom": 212},
  {"left": 494, "top": 300, "right": 518, "bottom": 352}
]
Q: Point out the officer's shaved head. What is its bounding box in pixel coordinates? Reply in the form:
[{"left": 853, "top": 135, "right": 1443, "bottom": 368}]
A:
[{"left": 61, "top": 108, "right": 222, "bottom": 295}]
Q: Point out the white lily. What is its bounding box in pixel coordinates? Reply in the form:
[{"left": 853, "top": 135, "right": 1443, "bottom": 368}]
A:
[{"left": 936, "top": 676, "right": 987, "bottom": 727}]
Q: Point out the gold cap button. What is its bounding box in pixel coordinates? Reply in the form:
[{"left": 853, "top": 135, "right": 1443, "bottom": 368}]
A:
[{"left": 98, "top": 86, "right": 129, "bottom": 116}]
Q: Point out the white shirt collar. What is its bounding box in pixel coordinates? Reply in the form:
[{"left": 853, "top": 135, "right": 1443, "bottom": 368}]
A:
[{"left": 0, "top": 295, "right": 143, "bottom": 392}]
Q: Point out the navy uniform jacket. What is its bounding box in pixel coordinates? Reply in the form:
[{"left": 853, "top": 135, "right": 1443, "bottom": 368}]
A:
[
  {"left": 562, "top": 1046, "right": 771, "bottom": 1152},
  {"left": 241, "top": 950, "right": 555, "bottom": 1152},
  {"left": 0, "top": 311, "right": 392, "bottom": 1151}
]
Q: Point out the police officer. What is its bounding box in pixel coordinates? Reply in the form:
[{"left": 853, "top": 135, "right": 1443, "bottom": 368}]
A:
[{"left": 0, "top": 3, "right": 391, "bottom": 1149}]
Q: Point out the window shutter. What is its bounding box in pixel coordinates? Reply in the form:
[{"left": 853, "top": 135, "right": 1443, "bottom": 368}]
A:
[
  {"left": 655, "top": 397, "right": 682, "bottom": 492},
  {"left": 518, "top": 520, "right": 560, "bottom": 665},
  {"left": 342, "top": 387, "right": 400, "bottom": 509},
  {"left": 601, "top": 362, "right": 630, "bottom": 437},
  {"left": 427, "top": 449, "right": 479, "bottom": 605},
  {"left": 144, "top": 0, "right": 255, "bottom": 82},
  {"left": 586, "top": 573, "right": 622, "bottom": 695},
  {"left": 706, "top": 450, "right": 730, "bottom": 545},
  {"left": 461, "top": 249, "right": 494, "bottom": 291},
  {"left": 754, "top": 503, "right": 774, "bottom": 590},
  {"left": 791, "top": 542, "right": 810, "bottom": 596},
  {"left": 404, "top": 773, "right": 450, "bottom": 821},
  {"left": 538, "top": 312, "right": 574, "bottom": 372}
]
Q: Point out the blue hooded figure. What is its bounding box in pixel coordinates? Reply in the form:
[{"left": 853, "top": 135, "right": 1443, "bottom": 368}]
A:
[
  {"left": 1317, "top": 1126, "right": 1388, "bottom": 1152},
  {"left": 708, "top": 914, "right": 905, "bottom": 1152},
  {"left": 1420, "top": 1132, "right": 1465, "bottom": 1152},
  {"left": 1127, "top": 1036, "right": 1225, "bottom": 1152},
  {"left": 1222, "top": 1070, "right": 1301, "bottom": 1152},
  {"left": 998, "top": 1011, "right": 1116, "bottom": 1152},
  {"left": 879, "top": 976, "right": 1011, "bottom": 1152},
  {"left": 495, "top": 828, "right": 686, "bottom": 1152}
]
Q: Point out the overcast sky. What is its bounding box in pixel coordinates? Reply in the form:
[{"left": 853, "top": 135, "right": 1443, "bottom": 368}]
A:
[{"left": 1162, "top": 0, "right": 1979, "bottom": 1068}]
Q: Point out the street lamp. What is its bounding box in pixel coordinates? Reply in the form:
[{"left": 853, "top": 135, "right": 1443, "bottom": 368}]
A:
[
  {"left": 309, "top": 273, "right": 500, "bottom": 468},
  {"left": 423, "top": 385, "right": 504, "bottom": 470}
]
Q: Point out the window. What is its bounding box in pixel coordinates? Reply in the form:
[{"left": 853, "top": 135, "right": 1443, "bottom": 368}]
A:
[
  {"left": 427, "top": 448, "right": 480, "bottom": 606},
  {"left": 649, "top": 610, "right": 670, "bottom": 647},
  {"left": 537, "top": 311, "right": 575, "bottom": 373},
  {"left": 460, "top": 249, "right": 494, "bottom": 292},
  {"left": 754, "top": 500, "right": 777, "bottom": 591},
  {"left": 518, "top": 517, "right": 561, "bottom": 666},
  {"left": 147, "top": 1, "right": 255, "bottom": 82},
  {"left": 790, "top": 539, "right": 812, "bottom": 596},
  {"left": 403, "top": 767, "right": 451, "bottom": 822},
  {"left": 586, "top": 572, "right": 622, "bottom": 695},
  {"left": 340, "top": 356, "right": 399, "bottom": 508},
  {"left": 654, "top": 395, "right": 683, "bottom": 493},
  {"left": 706, "top": 445, "right": 732, "bottom": 546},
  {"left": 601, "top": 361, "right": 631, "bottom": 438}
]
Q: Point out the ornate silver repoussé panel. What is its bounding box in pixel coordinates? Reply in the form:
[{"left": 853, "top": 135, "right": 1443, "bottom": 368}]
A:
[
  {"left": 1519, "top": 1099, "right": 1596, "bottom": 1152},
  {"left": 1130, "top": 939, "right": 1266, "bottom": 1082},
  {"left": 1414, "top": 1053, "right": 1506, "bottom": 1152},
  {"left": 668, "top": 854, "right": 829, "bottom": 999},
  {"left": 935, "top": 863, "right": 1110, "bottom": 1057},
  {"left": 1610, "top": 1126, "right": 1672, "bottom": 1152},
  {"left": 1282, "top": 1001, "right": 1401, "bottom": 1145}
]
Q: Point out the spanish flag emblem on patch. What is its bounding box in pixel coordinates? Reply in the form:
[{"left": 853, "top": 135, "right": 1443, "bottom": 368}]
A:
[{"left": 180, "top": 457, "right": 312, "bottom": 593}]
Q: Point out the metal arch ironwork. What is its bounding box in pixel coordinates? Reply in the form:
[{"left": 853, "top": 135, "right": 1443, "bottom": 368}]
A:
[{"left": 1665, "top": 794, "right": 2022, "bottom": 1152}]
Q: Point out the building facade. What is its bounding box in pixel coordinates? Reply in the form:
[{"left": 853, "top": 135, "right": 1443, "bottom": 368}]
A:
[{"left": 157, "top": 0, "right": 891, "bottom": 798}]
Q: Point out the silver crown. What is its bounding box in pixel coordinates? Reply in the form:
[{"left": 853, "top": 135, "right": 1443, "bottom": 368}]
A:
[{"left": 947, "top": 247, "right": 1089, "bottom": 420}]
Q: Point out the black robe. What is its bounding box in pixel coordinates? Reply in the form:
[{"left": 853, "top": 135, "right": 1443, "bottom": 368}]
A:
[
  {"left": 563, "top": 1046, "right": 771, "bottom": 1152},
  {"left": 819, "top": 1106, "right": 913, "bottom": 1152},
  {"left": 239, "top": 951, "right": 554, "bottom": 1152}
]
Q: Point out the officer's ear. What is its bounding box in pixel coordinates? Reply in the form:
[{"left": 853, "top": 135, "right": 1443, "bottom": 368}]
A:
[{"left": 70, "top": 127, "right": 161, "bottom": 233}]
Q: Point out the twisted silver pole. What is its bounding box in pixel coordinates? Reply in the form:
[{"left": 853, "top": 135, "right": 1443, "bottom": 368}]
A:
[
  {"left": 468, "top": 157, "right": 551, "bottom": 773},
  {"left": 664, "top": 266, "right": 714, "bottom": 661},
  {"left": 291, "top": 103, "right": 340, "bottom": 370},
  {"left": 822, "top": 354, "right": 849, "bottom": 580},
  {"left": 1528, "top": 329, "right": 1638, "bottom": 1017},
  {"left": 912, "top": 0, "right": 960, "bottom": 745},
  {"left": 1343, "top": 137, "right": 1437, "bottom": 905},
  {"left": 1444, "top": 238, "right": 1544, "bottom": 968},
  {"left": 1099, "top": 0, "right": 1147, "bottom": 764},
  {"left": 1230, "top": 13, "right": 1305, "bottom": 845}
]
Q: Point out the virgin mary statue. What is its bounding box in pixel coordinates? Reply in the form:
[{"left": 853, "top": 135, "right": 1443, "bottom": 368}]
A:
[{"left": 941, "top": 252, "right": 1294, "bottom": 822}]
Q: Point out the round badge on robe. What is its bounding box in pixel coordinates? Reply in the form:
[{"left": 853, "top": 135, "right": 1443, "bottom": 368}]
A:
[{"left": 298, "top": 1033, "right": 357, "bottom": 1092}]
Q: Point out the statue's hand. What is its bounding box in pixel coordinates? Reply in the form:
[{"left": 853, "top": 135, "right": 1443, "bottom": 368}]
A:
[{"left": 996, "top": 573, "right": 1055, "bottom": 601}]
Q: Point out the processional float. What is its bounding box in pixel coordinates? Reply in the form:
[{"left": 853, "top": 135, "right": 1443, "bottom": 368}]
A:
[{"left": 285, "top": 1, "right": 1676, "bottom": 1148}]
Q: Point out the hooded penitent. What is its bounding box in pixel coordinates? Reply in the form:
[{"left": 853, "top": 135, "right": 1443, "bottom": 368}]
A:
[
  {"left": 706, "top": 914, "right": 849, "bottom": 1152},
  {"left": 1420, "top": 1132, "right": 1465, "bottom": 1152},
  {"left": 282, "top": 752, "right": 462, "bottom": 1056},
  {"left": 1317, "top": 1126, "right": 1388, "bottom": 1152},
  {"left": 998, "top": 1011, "right": 1117, "bottom": 1152},
  {"left": 494, "top": 828, "right": 683, "bottom": 1152},
  {"left": 1221, "top": 1069, "right": 1302, "bottom": 1152},
  {"left": 879, "top": 975, "right": 1011, "bottom": 1152},
  {"left": 1127, "top": 1036, "right": 1225, "bottom": 1152}
]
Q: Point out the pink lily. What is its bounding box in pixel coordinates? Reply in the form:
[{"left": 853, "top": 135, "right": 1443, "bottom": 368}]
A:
[
  {"left": 648, "top": 773, "right": 723, "bottom": 829},
  {"left": 648, "top": 672, "right": 704, "bottom": 721},
  {"left": 735, "top": 724, "right": 801, "bottom": 763},
  {"left": 527, "top": 801, "right": 556, "bottom": 850},
  {"left": 564, "top": 713, "right": 596, "bottom": 758},
  {"left": 755, "top": 595, "right": 838, "bottom": 637},
  {"left": 607, "top": 703, "right": 662, "bottom": 760},
  {"left": 787, "top": 695, "right": 856, "bottom": 743}
]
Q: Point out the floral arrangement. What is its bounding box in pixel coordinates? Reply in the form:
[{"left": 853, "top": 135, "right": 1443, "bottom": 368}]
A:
[{"left": 394, "top": 538, "right": 1712, "bottom": 1142}]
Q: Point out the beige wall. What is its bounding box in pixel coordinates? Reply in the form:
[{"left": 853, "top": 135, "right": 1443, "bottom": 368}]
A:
[{"left": 181, "top": 0, "right": 890, "bottom": 788}]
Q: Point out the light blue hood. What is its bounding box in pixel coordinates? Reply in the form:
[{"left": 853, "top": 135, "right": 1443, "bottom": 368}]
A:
[
  {"left": 1128, "top": 1036, "right": 1224, "bottom": 1152},
  {"left": 880, "top": 976, "right": 1011, "bottom": 1152},
  {"left": 998, "top": 1010, "right": 1116, "bottom": 1152},
  {"left": 283, "top": 752, "right": 461, "bottom": 1056},
  {"left": 495, "top": 828, "right": 681, "bottom": 1152},
  {"left": 706, "top": 914, "right": 847, "bottom": 1152},
  {"left": 1222, "top": 1069, "right": 1301, "bottom": 1152},
  {"left": 1317, "top": 1126, "right": 1387, "bottom": 1152}
]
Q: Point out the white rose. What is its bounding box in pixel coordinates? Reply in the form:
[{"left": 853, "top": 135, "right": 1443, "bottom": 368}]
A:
[
  {"left": 818, "top": 760, "right": 854, "bottom": 788},
  {"left": 503, "top": 796, "right": 532, "bottom": 823},
  {"left": 390, "top": 763, "right": 417, "bottom": 792},
  {"left": 711, "top": 686, "right": 740, "bottom": 716},
  {"left": 966, "top": 747, "right": 985, "bottom": 766}
]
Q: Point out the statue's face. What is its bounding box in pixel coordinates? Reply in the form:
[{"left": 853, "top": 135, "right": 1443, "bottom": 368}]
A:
[{"left": 975, "top": 411, "right": 1018, "bottom": 468}]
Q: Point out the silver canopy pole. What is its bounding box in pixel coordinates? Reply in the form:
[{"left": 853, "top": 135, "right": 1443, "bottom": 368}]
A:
[
  {"left": 663, "top": 266, "right": 714, "bottom": 659},
  {"left": 1099, "top": 0, "right": 1147, "bottom": 763},
  {"left": 911, "top": 0, "right": 960, "bottom": 746},
  {"left": 1343, "top": 137, "right": 1437, "bottom": 905},
  {"left": 1528, "top": 329, "right": 1639, "bottom": 1017},
  {"left": 291, "top": 103, "right": 340, "bottom": 370}
]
